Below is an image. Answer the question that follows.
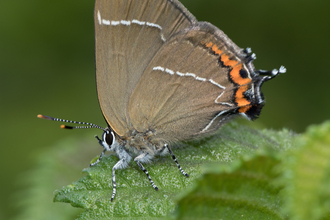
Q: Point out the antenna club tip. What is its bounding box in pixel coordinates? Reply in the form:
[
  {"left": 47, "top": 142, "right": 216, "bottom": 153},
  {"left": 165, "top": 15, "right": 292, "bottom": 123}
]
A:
[
  {"left": 61, "top": 125, "right": 74, "bottom": 129},
  {"left": 37, "top": 114, "right": 50, "bottom": 120}
]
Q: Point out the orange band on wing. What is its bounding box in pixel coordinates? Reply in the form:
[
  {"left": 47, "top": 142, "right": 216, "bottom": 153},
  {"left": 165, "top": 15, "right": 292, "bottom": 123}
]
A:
[
  {"left": 238, "top": 105, "right": 252, "bottom": 113},
  {"left": 211, "top": 44, "right": 223, "bottom": 55},
  {"left": 202, "top": 41, "right": 253, "bottom": 113},
  {"left": 230, "top": 64, "right": 251, "bottom": 85},
  {"left": 204, "top": 41, "right": 213, "bottom": 48},
  {"left": 221, "top": 54, "right": 239, "bottom": 67},
  {"left": 235, "top": 85, "right": 250, "bottom": 106}
]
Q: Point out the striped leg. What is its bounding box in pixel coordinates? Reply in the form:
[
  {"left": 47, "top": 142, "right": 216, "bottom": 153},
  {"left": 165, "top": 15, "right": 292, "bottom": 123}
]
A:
[
  {"left": 90, "top": 135, "right": 106, "bottom": 166},
  {"left": 111, "top": 159, "right": 125, "bottom": 202},
  {"left": 165, "top": 144, "right": 189, "bottom": 177},
  {"left": 134, "top": 153, "right": 158, "bottom": 191}
]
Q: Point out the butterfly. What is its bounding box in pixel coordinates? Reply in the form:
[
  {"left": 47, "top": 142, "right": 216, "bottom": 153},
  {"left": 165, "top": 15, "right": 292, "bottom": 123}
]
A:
[{"left": 38, "top": 0, "right": 285, "bottom": 201}]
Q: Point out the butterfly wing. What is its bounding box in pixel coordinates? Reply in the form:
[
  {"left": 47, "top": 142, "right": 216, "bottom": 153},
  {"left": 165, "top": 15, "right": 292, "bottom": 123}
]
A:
[
  {"left": 128, "top": 22, "right": 260, "bottom": 142},
  {"left": 94, "top": 0, "right": 197, "bottom": 137}
]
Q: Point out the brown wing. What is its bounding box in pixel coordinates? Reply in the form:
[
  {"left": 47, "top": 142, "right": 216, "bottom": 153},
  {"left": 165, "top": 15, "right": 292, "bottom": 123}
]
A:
[
  {"left": 94, "top": 0, "right": 197, "bottom": 137},
  {"left": 128, "top": 22, "right": 258, "bottom": 142}
]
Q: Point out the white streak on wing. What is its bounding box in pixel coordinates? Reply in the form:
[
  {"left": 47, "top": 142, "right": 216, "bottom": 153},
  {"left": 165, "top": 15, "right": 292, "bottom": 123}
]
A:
[
  {"left": 153, "top": 66, "right": 226, "bottom": 90},
  {"left": 214, "top": 91, "right": 233, "bottom": 106},
  {"left": 99, "top": 17, "right": 161, "bottom": 30},
  {"left": 220, "top": 102, "right": 233, "bottom": 106},
  {"left": 132, "top": 19, "right": 145, "bottom": 25},
  {"left": 165, "top": 68, "right": 174, "bottom": 75},
  {"left": 111, "top": 20, "right": 120, "bottom": 25},
  {"left": 97, "top": 12, "right": 164, "bottom": 40},
  {"left": 152, "top": 66, "right": 227, "bottom": 104},
  {"left": 146, "top": 22, "right": 162, "bottom": 30},
  {"left": 160, "top": 34, "right": 166, "bottom": 42},
  {"left": 97, "top": 10, "right": 102, "bottom": 25},
  {"left": 240, "top": 112, "right": 251, "bottom": 120},
  {"left": 102, "top": 19, "right": 111, "bottom": 25},
  {"left": 196, "top": 76, "right": 206, "bottom": 81},
  {"left": 185, "top": 73, "right": 196, "bottom": 78},
  {"left": 120, "top": 20, "right": 131, "bottom": 25},
  {"left": 209, "top": 79, "right": 225, "bottom": 89},
  {"left": 215, "top": 91, "right": 224, "bottom": 103},
  {"left": 201, "top": 110, "right": 228, "bottom": 132},
  {"left": 153, "top": 66, "right": 164, "bottom": 71}
]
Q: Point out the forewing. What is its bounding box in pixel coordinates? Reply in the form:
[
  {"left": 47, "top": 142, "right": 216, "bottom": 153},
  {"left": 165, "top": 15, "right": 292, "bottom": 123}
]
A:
[{"left": 94, "top": 0, "right": 196, "bottom": 136}]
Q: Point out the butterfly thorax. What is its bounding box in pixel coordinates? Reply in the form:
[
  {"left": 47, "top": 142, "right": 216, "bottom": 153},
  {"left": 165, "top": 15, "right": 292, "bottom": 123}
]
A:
[{"left": 118, "top": 129, "right": 163, "bottom": 158}]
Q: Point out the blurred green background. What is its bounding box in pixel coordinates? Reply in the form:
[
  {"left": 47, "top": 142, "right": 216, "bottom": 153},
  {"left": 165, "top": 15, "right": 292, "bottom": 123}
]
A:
[{"left": 0, "top": 0, "right": 329, "bottom": 219}]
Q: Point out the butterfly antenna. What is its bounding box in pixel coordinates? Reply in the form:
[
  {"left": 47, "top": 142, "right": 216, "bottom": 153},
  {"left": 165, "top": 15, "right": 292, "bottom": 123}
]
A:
[{"left": 37, "top": 114, "right": 105, "bottom": 131}]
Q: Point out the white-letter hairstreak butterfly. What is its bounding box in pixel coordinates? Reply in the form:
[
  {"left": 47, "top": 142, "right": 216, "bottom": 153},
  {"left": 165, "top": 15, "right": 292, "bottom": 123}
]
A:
[{"left": 38, "top": 0, "right": 286, "bottom": 201}]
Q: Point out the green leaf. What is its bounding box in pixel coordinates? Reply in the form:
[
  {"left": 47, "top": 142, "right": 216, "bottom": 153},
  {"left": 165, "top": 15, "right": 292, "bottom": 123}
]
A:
[
  {"left": 280, "top": 121, "right": 330, "bottom": 220},
  {"left": 53, "top": 122, "right": 295, "bottom": 219},
  {"left": 174, "top": 151, "right": 285, "bottom": 220},
  {"left": 12, "top": 138, "right": 99, "bottom": 220}
]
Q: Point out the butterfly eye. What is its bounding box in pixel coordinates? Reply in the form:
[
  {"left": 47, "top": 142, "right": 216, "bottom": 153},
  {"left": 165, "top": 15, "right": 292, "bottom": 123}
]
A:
[{"left": 103, "top": 130, "right": 114, "bottom": 146}]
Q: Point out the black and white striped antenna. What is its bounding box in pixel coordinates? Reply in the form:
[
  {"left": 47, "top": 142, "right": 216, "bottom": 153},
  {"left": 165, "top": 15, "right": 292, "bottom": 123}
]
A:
[{"left": 37, "top": 114, "right": 105, "bottom": 131}]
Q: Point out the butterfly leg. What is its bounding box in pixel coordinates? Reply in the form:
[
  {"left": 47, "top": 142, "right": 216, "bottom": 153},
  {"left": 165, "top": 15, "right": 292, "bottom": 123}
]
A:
[
  {"left": 90, "top": 135, "right": 107, "bottom": 166},
  {"left": 157, "top": 144, "right": 167, "bottom": 154},
  {"left": 110, "top": 158, "right": 127, "bottom": 201},
  {"left": 165, "top": 144, "right": 189, "bottom": 177},
  {"left": 134, "top": 153, "right": 158, "bottom": 191}
]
